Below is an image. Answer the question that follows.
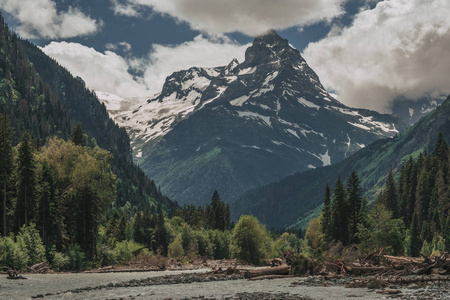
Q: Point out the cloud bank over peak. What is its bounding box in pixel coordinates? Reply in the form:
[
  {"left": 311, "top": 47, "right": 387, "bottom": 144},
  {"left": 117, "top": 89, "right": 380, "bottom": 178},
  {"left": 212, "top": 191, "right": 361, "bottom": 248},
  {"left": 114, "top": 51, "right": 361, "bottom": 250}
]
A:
[
  {"left": 0, "top": 0, "right": 101, "bottom": 39},
  {"left": 111, "top": 0, "right": 346, "bottom": 36},
  {"left": 41, "top": 36, "right": 248, "bottom": 99},
  {"left": 303, "top": 0, "right": 450, "bottom": 112}
]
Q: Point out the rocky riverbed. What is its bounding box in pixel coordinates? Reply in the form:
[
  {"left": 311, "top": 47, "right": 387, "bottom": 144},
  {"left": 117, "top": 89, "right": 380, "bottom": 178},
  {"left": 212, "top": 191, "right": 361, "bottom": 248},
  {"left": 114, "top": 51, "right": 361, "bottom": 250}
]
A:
[{"left": 2, "top": 269, "right": 450, "bottom": 299}]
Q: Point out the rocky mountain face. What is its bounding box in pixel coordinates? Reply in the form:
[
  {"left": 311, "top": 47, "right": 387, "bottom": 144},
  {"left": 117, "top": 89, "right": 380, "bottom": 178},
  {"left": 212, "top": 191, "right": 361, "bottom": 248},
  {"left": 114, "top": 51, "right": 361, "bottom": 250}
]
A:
[
  {"left": 109, "top": 30, "right": 405, "bottom": 207},
  {"left": 391, "top": 96, "right": 445, "bottom": 126}
]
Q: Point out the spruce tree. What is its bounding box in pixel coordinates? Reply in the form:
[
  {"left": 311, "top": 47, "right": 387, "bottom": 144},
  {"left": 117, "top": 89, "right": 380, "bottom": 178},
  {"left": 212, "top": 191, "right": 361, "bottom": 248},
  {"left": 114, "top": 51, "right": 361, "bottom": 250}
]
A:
[
  {"left": 16, "top": 131, "right": 36, "bottom": 229},
  {"left": 0, "top": 113, "right": 13, "bottom": 236},
  {"left": 330, "top": 176, "right": 350, "bottom": 245},
  {"left": 410, "top": 212, "right": 421, "bottom": 257},
  {"left": 383, "top": 168, "right": 399, "bottom": 218},
  {"left": 432, "top": 132, "right": 449, "bottom": 165},
  {"left": 399, "top": 156, "right": 413, "bottom": 226},
  {"left": 415, "top": 168, "right": 430, "bottom": 228},
  {"left": 321, "top": 185, "right": 332, "bottom": 242},
  {"left": 71, "top": 123, "right": 85, "bottom": 146},
  {"left": 347, "top": 171, "right": 363, "bottom": 243},
  {"left": 155, "top": 205, "right": 168, "bottom": 255},
  {"left": 37, "top": 162, "right": 58, "bottom": 244}
]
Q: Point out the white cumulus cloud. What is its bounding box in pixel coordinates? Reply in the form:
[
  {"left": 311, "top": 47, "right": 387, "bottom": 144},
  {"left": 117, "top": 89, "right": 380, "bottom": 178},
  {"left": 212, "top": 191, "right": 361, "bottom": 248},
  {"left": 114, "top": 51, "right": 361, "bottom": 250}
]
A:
[
  {"left": 41, "top": 42, "right": 149, "bottom": 98},
  {"left": 111, "top": 0, "right": 345, "bottom": 36},
  {"left": 303, "top": 0, "right": 450, "bottom": 112},
  {"left": 41, "top": 36, "right": 248, "bottom": 99},
  {"left": 0, "top": 0, "right": 100, "bottom": 39}
]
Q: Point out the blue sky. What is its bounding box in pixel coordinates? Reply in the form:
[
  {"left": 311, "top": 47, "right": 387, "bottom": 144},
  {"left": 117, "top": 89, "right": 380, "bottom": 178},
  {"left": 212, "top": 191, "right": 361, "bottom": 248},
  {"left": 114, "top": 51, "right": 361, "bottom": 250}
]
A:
[{"left": 1, "top": 0, "right": 449, "bottom": 112}]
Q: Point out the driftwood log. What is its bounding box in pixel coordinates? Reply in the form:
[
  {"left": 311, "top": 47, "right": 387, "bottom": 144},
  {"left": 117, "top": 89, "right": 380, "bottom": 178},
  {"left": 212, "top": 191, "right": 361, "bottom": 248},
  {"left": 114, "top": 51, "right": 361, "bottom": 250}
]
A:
[{"left": 244, "top": 265, "right": 290, "bottom": 279}]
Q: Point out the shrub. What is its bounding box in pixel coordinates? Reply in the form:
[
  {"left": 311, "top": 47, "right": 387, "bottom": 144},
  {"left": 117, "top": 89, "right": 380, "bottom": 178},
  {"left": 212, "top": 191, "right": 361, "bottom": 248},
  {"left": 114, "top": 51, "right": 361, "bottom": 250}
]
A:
[
  {"left": 0, "top": 235, "right": 29, "bottom": 270},
  {"left": 210, "top": 230, "right": 230, "bottom": 259},
  {"left": 168, "top": 234, "right": 184, "bottom": 258},
  {"left": 52, "top": 252, "right": 70, "bottom": 271},
  {"left": 19, "top": 223, "right": 46, "bottom": 265},
  {"left": 114, "top": 240, "right": 145, "bottom": 264},
  {"left": 67, "top": 244, "right": 86, "bottom": 270}
]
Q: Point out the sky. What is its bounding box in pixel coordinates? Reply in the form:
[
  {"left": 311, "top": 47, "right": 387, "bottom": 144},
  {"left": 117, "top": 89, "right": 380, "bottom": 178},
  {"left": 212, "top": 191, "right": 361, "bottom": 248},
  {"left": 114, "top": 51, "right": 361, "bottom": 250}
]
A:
[{"left": 1, "top": 0, "right": 449, "bottom": 112}]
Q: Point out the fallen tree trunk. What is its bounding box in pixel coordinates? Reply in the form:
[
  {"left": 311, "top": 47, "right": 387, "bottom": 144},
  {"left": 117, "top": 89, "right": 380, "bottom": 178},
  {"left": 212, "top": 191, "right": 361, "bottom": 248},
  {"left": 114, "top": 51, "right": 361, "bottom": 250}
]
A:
[
  {"left": 248, "top": 274, "right": 295, "bottom": 281},
  {"left": 244, "top": 265, "right": 290, "bottom": 279}
]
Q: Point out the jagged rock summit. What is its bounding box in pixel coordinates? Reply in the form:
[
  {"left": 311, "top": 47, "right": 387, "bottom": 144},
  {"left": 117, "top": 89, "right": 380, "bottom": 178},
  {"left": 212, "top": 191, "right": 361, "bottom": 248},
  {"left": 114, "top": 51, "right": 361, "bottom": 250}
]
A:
[{"left": 110, "top": 31, "right": 405, "bottom": 207}]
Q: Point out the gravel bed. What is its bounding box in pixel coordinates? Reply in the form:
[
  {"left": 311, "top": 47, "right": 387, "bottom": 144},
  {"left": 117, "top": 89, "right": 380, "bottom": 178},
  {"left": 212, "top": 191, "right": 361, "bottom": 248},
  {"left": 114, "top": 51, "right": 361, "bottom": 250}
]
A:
[
  {"left": 32, "top": 273, "right": 244, "bottom": 298},
  {"left": 179, "top": 292, "right": 315, "bottom": 299}
]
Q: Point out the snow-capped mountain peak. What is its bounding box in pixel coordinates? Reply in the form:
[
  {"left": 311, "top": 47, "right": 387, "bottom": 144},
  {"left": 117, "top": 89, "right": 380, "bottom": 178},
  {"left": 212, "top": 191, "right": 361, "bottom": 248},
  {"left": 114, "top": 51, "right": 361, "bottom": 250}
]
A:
[{"left": 104, "top": 31, "right": 405, "bottom": 206}]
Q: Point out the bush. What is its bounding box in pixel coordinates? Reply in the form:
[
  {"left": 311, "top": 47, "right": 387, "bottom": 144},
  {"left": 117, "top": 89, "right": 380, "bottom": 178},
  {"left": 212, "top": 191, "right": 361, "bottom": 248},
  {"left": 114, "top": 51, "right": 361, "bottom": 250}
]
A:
[
  {"left": 19, "top": 223, "right": 46, "bottom": 265},
  {"left": 168, "top": 234, "right": 184, "bottom": 258},
  {"left": 114, "top": 241, "right": 145, "bottom": 264},
  {"left": 0, "top": 235, "right": 29, "bottom": 270},
  {"left": 272, "top": 233, "right": 297, "bottom": 257},
  {"left": 231, "top": 215, "right": 272, "bottom": 265},
  {"left": 210, "top": 230, "right": 230, "bottom": 259},
  {"left": 52, "top": 252, "right": 70, "bottom": 271},
  {"left": 67, "top": 244, "right": 86, "bottom": 270},
  {"left": 96, "top": 243, "right": 117, "bottom": 267}
]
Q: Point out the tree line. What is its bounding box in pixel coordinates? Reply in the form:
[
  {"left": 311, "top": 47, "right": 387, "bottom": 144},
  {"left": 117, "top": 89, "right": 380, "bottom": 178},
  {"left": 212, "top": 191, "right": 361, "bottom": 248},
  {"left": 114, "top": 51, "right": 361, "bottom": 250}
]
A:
[
  {"left": 0, "top": 119, "right": 303, "bottom": 269},
  {"left": 312, "top": 132, "right": 450, "bottom": 257}
]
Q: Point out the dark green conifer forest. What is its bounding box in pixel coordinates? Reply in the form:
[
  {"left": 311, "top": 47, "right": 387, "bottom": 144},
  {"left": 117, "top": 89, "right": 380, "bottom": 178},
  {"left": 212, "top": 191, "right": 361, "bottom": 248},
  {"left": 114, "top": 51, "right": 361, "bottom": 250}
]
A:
[{"left": 318, "top": 133, "right": 450, "bottom": 257}]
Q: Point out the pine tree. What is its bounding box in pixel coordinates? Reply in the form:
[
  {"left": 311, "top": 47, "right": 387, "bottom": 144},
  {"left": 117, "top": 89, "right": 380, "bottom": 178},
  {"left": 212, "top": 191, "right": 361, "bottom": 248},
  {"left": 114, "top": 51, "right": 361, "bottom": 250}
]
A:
[
  {"left": 347, "top": 171, "right": 363, "bottom": 243},
  {"left": 432, "top": 132, "right": 449, "bottom": 166},
  {"left": 15, "top": 131, "right": 36, "bottom": 229},
  {"left": 383, "top": 168, "right": 399, "bottom": 218},
  {"left": 155, "top": 205, "right": 168, "bottom": 255},
  {"left": 415, "top": 168, "right": 430, "bottom": 228},
  {"left": 0, "top": 113, "right": 14, "bottom": 236},
  {"left": 321, "top": 185, "right": 332, "bottom": 242},
  {"left": 37, "top": 162, "right": 62, "bottom": 245},
  {"left": 399, "top": 156, "right": 413, "bottom": 226},
  {"left": 410, "top": 212, "right": 421, "bottom": 257},
  {"left": 330, "top": 176, "right": 350, "bottom": 245},
  {"left": 71, "top": 123, "right": 85, "bottom": 146},
  {"left": 206, "top": 190, "right": 230, "bottom": 231}
]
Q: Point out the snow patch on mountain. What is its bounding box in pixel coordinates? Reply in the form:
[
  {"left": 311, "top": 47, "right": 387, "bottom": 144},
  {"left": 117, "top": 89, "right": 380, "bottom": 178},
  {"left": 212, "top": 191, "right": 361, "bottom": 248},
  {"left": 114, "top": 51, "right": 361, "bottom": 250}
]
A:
[
  {"left": 238, "top": 111, "right": 272, "bottom": 127},
  {"left": 230, "top": 95, "right": 250, "bottom": 106}
]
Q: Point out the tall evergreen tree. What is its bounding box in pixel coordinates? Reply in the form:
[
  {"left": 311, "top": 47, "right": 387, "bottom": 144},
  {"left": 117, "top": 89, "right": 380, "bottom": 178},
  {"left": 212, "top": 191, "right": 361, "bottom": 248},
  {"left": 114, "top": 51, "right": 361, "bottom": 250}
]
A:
[
  {"left": 155, "top": 205, "right": 168, "bottom": 255},
  {"left": 432, "top": 132, "right": 449, "bottom": 164},
  {"left": 0, "top": 113, "right": 13, "bottom": 236},
  {"left": 37, "top": 162, "right": 58, "bottom": 245},
  {"left": 399, "top": 156, "right": 413, "bottom": 226},
  {"left": 347, "top": 171, "right": 363, "bottom": 242},
  {"left": 206, "top": 190, "right": 230, "bottom": 231},
  {"left": 415, "top": 168, "right": 431, "bottom": 228},
  {"left": 410, "top": 212, "right": 421, "bottom": 257},
  {"left": 71, "top": 123, "right": 85, "bottom": 146},
  {"left": 15, "top": 131, "right": 36, "bottom": 229},
  {"left": 330, "top": 176, "right": 350, "bottom": 245},
  {"left": 383, "top": 168, "right": 399, "bottom": 218},
  {"left": 321, "top": 185, "right": 332, "bottom": 242}
]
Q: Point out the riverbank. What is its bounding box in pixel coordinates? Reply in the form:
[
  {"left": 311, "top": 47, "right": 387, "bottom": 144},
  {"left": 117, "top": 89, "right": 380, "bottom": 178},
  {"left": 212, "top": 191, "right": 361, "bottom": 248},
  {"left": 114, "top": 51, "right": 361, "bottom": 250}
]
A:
[{"left": 3, "top": 267, "right": 450, "bottom": 299}]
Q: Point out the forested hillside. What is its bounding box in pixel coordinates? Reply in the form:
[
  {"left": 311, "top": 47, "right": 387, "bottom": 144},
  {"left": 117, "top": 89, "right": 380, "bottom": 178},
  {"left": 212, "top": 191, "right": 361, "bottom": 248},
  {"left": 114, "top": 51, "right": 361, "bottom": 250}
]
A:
[
  {"left": 235, "top": 96, "right": 450, "bottom": 228},
  {"left": 0, "top": 14, "right": 175, "bottom": 213},
  {"left": 314, "top": 133, "right": 450, "bottom": 257}
]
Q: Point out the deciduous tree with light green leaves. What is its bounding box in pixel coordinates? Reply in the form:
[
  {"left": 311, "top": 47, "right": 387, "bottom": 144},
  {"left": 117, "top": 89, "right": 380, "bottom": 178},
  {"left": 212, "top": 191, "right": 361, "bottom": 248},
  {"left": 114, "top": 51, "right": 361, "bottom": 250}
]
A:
[{"left": 231, "top": 215, "right": 272, "bottom": 265}]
